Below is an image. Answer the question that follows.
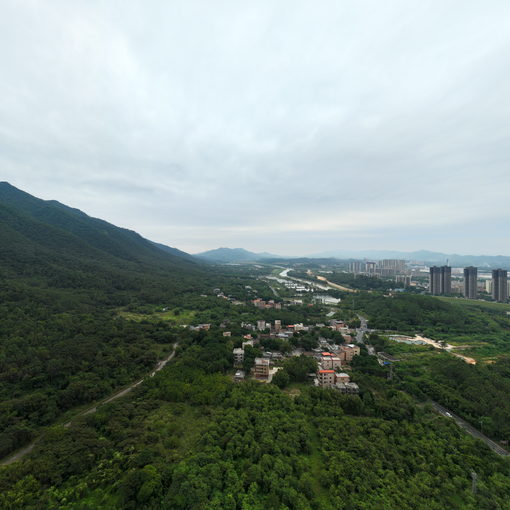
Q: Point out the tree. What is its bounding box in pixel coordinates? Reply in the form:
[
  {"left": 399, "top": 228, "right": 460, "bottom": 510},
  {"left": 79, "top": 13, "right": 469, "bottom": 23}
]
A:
[
  {"left": 271, "top": 369, "right": 290, "bottom": 389},
  {"left": 243, "top": 345, "right": 262, "bottom": 374},
  {"left": 283, "top": 356, "right": 317, "bottom": 382}
]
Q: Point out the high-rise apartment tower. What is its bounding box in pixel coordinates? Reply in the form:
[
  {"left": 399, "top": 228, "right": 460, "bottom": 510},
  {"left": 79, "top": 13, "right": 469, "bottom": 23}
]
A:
[
  {"left": 349, "top": 261, "right": 363, "bottom": 274},
  {"left": 463, "top": 266, "right": 478, "bottom": 299},
  {"left": 492, "top": 269, "right": 508, "bottom": 302},
  {"left": 429, "top": 266, "right": 451, "bottom": 295}
]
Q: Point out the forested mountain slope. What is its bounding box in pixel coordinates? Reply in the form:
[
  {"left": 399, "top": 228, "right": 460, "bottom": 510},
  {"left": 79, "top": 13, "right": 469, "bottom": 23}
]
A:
[
  {"left": 0, "top": 182, "right": 196, "bottom": 275},
  {"left": 0, "top": 182, "right": 208, "bottom": 303},
  {"left": 0, "top": 183, "right": 210, "bottom": 459}
]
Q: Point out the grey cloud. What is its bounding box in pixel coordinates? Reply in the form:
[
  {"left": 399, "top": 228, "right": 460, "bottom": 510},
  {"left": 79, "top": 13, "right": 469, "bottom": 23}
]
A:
[{"left": 1, "top": 0, "right": 510, "bottom": 254}]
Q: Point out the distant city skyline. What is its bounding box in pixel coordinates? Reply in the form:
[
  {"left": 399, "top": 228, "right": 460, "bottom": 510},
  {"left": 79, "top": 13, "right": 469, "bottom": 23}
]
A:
[{"left": 2, "top": 2, "right": 510, "bottom": 254}]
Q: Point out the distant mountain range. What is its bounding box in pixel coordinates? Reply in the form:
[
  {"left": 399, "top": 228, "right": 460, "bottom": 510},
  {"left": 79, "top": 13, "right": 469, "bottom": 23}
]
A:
[
  {"left": 196, "top": 245, "right": 510, "bottom": 268},
  {"left": 195, "top": 247, "right": 282, "bottom": 263},
  {"left": 309, "top": 249, "right": 510, "bottom": 268}
]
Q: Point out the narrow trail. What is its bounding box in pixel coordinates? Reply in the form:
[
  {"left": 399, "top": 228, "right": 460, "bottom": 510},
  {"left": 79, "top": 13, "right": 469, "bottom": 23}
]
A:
[{"left": 1, "top": 343, "right": 178, "bottom": 466}]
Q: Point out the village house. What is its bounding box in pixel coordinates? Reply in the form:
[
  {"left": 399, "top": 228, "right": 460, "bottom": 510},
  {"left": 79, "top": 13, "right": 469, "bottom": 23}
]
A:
[
  {"left": 339, "top": 344, "right": 360, "bottom": 362},
  {"left": 336, "top": 382, "right": 360, "bottom": 394},
  {"left": 233, "top": 348, "right": 244, "bottom": 365},
  {"left": 317, "top": 369, "right": 336, "bottom": 388},
  {"left": 253, "top": 357, "right": 270, "bottom": 378},
  {"left": 321, "top": 355, "right": 342, "bottom": 370},
  {"left": 336, "top": 372, "right": 350, "bottom": 383},
  {"left": 234, "top": 370, "right": 245, "bottom": 382},
  {"left": 257, "top": 320, "right": 267, "bottom": 331},
  {"left": 242, "top": 339, "right": 254, "bottom": 349}
]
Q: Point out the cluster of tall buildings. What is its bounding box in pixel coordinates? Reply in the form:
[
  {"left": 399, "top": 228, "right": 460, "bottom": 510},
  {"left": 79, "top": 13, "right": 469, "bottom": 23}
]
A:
[
  {"left": 349, "top": 259, "right": 407, "bottom": 278},
  {"left": 429, "top": 266, "right": 508, "bottom": 302}
]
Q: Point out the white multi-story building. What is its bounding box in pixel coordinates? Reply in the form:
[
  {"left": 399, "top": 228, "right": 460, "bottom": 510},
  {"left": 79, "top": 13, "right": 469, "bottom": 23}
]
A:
[{"left": 233, "top": 348, "right": 244, "bottom": 365}]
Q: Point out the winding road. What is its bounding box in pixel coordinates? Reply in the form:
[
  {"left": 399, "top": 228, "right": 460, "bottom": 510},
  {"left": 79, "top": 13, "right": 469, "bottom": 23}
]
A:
[{"left": 1, "top": 343, "right": 178, "bottom": 466}]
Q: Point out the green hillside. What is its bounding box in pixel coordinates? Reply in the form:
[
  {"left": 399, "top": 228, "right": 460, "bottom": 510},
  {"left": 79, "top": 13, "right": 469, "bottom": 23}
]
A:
[
  {"left": 0, "top": 182, "right": 204, "bottom": 301},
  {"left": 0, "top": 182, "right": 195, "bottom": 268},
  {"left": 0, "top": 183, "right": 209, "bottom": 459}
]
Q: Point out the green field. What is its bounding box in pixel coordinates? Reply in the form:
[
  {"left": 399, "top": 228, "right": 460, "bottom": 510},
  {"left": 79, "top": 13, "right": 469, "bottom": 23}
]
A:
[
  {"left": 437, "top": 296, "right": 510, "bottom": 312},
  {"left": 118, "top": 308, "right": 196, "bottom": 325}
]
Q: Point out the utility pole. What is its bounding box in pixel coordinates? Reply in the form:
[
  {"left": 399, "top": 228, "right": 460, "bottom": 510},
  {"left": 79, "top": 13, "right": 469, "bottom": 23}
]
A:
[{"left": 470, "top": 471, "right": 477, "bottom": 495}]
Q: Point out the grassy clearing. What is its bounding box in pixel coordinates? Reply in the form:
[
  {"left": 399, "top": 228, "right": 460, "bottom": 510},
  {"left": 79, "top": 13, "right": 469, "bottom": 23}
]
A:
[
  {"left": 437, "top": 296, "right": 510, "bottom": 312},
  {"left": 283, "top": 383, "right": 304, "bottom": 398},
  {"left": 118, "top": 308, "right": 196, "bottom": 325},
  {"left": 143, "top": 403, "right": 210, "bottom": 458}
]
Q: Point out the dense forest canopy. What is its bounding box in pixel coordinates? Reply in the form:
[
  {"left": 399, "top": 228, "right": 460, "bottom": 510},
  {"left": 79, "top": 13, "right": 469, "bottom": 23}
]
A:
[{"left": 1, "top": 330, "right": 510, "bottom": 509}]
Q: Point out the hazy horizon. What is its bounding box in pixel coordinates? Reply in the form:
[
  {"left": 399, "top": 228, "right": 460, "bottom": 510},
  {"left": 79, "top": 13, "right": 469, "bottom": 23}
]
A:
[
  {"left": 194, "top": 246, "right": 510, "bottom": 259},
  {"left": 2, "top": 1, "right": 510, "bottom": 254}
]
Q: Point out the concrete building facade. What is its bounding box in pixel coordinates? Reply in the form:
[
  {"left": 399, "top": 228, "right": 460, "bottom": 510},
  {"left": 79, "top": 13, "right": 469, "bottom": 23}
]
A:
[
  {"left": 349, "top": 261, "right": 363, "bottom": 274},
  {"left": 233, "top": 348, "right": 244, "bottom": 365},
  {"left": 320, "top": 356, "right": 342, "bottom": 370},
  {"left": 253, "top": 357, "right": 270, "bottom": 378},
  {"left": 463, "top": 266, "right": 478, "bottom": 299},
  {"left": 317, "top": 369, "right": 336, "bottom": 388},
  {"left": 430, "top": 266, "right": 451, "bottom": 295},
  {"left": 492, "top": 269, "right": 508, "bottom": 302},
  {"left": 257, "top": 320, "right": 267, "bottom": 331},
  {"left": 340, "top": 344, "right": 361, "bottom": 362}
]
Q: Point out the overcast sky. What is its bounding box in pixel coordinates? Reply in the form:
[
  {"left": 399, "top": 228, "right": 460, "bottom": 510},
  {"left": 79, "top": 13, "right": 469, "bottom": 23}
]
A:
[{"left": 1, "top": 1, "right": 509, "bottom": 255}]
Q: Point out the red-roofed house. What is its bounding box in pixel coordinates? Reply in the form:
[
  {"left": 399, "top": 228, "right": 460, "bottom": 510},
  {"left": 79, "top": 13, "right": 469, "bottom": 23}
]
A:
[{"left": 317, "top": 369, "right": 336, "bottom": 388}]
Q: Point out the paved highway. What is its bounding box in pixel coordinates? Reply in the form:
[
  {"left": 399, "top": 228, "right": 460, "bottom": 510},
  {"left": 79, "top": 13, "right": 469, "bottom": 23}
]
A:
[
  {"left": 356, "top": 315, "right": 368, "bottom": 345},
  {"left": 432, "top": 402, "right": 509, "bottom": 457},
  {"left": 268, "top": 284, "right": 279, "bottom": 297}
]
